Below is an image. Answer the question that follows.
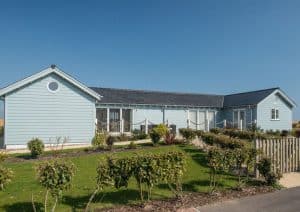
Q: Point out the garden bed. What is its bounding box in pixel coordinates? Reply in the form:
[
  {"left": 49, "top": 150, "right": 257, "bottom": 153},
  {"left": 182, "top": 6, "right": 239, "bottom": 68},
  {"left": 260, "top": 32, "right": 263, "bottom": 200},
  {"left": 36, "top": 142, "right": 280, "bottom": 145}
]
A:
[{"left": 100, "top": 185, "right": 276, "bottom": 212}]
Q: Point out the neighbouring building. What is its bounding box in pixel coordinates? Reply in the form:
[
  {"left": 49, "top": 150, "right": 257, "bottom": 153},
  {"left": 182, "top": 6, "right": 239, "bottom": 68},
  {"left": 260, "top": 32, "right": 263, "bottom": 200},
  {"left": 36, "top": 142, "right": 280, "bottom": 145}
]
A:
[{"left": 0, "top": 66, "right": 297, "bottom": 149}]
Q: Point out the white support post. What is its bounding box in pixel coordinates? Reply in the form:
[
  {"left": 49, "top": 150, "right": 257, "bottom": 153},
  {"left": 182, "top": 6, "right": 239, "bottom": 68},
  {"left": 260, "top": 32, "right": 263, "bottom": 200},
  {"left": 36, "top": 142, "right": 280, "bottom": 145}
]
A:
[
  {"left": 145, "top": 118, "right": 149, "bottom": 134},
  {"left": 240, "top": 119, "right": 243, "bottom": 131},
  {"left": 196, "top": 111, "right": 200, "bottom": 130},
  {"left": 224, "top": 120, "right": 227, "bottom": 129},
  {"left": 187, "top": 119, "right": 190, "bottom": 129},
  {"left": 131, "top": 109, "right": 135, "bottom": 132},
  {"left": 205, "top": 110, "right": 209, "bottom": 132},
  {"left": 107, "top": 108, "right": 110, "bottom": 132},
  {"left": 187, "top": 110, "right": 190, "bottom": 128},
  {"left": 120, "top": 108, "right": 123, "bottom": 133},
  {"left": 206, "top": 119, "right": 210, "bottom": 132}
]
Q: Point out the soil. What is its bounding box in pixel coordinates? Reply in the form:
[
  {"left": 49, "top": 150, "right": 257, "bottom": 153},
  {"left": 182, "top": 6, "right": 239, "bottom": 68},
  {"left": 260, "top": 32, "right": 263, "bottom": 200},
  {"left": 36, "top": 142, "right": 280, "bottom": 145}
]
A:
[
  {"left": 98, "top": 186, "right": 276, "bottom": 212},
  {"left": 5, "top": 144, "right": 158, "bottom": 163}
]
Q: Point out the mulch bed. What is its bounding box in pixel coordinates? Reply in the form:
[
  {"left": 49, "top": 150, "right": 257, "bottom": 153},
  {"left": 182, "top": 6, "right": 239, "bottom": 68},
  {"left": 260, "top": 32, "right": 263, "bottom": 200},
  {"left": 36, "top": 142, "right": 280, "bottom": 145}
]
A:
[
  {"left": 5, "top": 144, "right": 157, "bottom": 163},
  {"left": 98, "top": 186, "right": 276, "bottom": 212}
]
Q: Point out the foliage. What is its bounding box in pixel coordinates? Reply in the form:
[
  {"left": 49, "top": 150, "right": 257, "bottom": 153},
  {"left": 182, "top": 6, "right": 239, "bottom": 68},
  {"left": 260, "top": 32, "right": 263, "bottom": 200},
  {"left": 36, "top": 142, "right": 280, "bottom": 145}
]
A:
[
  {"left": 106, "top": 136, "right": 118, "bottom": 150},
  {"left": 132, "top": 130, "right": 148, "bottom": 140},
  {"left": 128, "top": 141, "right": 137, "bottom": 149},
  {"left": 164, "top": 131, "right": 176, "bottom": 145},
  {"left": 0, "top": 153, "right": 13, "bottom": 191},
  {"left": 280, "top": 130, "right": 289, "bottom": 137},
  {"left": 0, "top": 126, "right": 3, "bottom": 137},
  {"left": 118, "top": 134, "right": 130, "bottom": 142},
  {"left": 265, "top": 130, "right": 281, "bottom": 137},
  {"left": 201, "top": 132, "right": 247, "bottom": 149},
  {"left": 36, "top": 160, "right": 76, "bottom": 198},
  {"left": 195, "top": 130, "right": 204, "bottom": 138},
  {"left": 210, "top": 128, "right": 222, "bottom": 134},
  {"left": 27, "top": 138, "right": 45, "bottom": 158},
  {"left": 92, "top": 151, "right": 186, "bottom": 202},
  {"left": 149, "top": 130, "right": 161, "bottom": 145},
  {"left": 179, "top": 128, "right": 197, "bottom": 142},
  {"left": 36, "top": 159, "right": 76, "bottom": 211},
  {"left": 257, "top": 157, "right": 282, "bottom": 186},
  {"left": 92, "top": 132, "right": 107, "bottom": 149},
  {"left": 293, "top": 129, "right": 300, "bottom": 138}
]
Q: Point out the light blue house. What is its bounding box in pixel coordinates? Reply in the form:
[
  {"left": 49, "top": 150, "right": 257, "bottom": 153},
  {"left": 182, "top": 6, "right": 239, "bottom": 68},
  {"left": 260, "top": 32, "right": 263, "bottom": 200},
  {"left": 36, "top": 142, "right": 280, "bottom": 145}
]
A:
[{"left": 0, "top": 66, "right": 297, "bottom": 149}]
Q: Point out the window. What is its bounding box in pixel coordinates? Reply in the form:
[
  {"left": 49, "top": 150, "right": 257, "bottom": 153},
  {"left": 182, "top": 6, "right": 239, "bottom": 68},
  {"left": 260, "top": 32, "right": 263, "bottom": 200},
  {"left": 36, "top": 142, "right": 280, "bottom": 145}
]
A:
[
  {"left": 48, "top": 81, "right": 59, "bottom": 92},
  {"left": 271, "top": 109, "right": 279, "bottom": 120}
]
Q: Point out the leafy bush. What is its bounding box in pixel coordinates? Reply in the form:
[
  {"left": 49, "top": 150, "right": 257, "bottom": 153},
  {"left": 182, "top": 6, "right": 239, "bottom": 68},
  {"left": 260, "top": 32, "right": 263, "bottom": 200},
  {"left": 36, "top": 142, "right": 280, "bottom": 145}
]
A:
[
  {"left": 201, "top": 132, "right": 247, "bottom": 149},
  {"left": 36, "top": 159, "right": 76, "bottom": 211},
  {"left": 210, "top": 128, "right": 222, "bottom": 134},
  {"left": 280, "top": 130, "right": 289, "bottom": 137},
  {"left": 92, "top": 132, "right": 106, "bottom": 149},
  {"left": 293, "top": 129, "right": 300, "bottom": 138},
  {"left": 150, "top": 130, "right": 161, "bottom": 145},
  {"left": 106, "top": 136, "right": 118, "bottom": 150},
  {"left": 128, "top": 141, "right": 137, "bottom": 149},
  {"left": 164, "top": 131, "right": 176, "bottom": 145},
  {"left": 132, "top": 130, "right": 148, "bottom": 140},
  {"left": 195, "top": 130, "right": 204, "bottom": 138},
  {"left": 179, "top": 128, "right": 197, "bottom": 142},
  {"left": 118, "top": 133, "right": 131, "bottom": 142},
  {"left": 91, "top": 151, "right": 186, "bottom": 202},
  {"left": 27, "top": 138, "right": 44, "bottom": 158},
  {"left": 150, "top": 124, "right": 169, "bottom": 145},
  {"left": 0, "top": 153, "right": 13, "bottom": 191},
  {"left": 257, "top": 157, "right": 282, "bottom": 186}
]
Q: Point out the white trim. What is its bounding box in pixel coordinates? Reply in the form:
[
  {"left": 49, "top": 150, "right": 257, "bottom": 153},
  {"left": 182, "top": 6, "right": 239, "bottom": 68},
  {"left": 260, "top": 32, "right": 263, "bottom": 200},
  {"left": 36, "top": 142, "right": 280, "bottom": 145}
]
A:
[
  {"left": 5, "top": 142, "right": 90, "bottom": 150},
  {"left": 47, "top": 81, "right": 60, "bottom": 93},
  {"left": 3, "top": 99, "right": 7, "bottom": 147},
  {"left": 258, "top": 89, "right": 297, "bottom": 108},
  {"left": 0, "top": 67, "right": 101, "bottom": 100}
]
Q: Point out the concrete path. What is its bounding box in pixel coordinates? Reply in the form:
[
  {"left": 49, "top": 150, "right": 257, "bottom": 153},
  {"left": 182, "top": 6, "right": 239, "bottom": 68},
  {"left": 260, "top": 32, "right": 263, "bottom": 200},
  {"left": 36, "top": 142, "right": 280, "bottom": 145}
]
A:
[
  {"left": 280, "top": 172, "right": 300, "bottom": 188},
  {"left": 197, "top": 187, "right": 300, "bottom": 212}
]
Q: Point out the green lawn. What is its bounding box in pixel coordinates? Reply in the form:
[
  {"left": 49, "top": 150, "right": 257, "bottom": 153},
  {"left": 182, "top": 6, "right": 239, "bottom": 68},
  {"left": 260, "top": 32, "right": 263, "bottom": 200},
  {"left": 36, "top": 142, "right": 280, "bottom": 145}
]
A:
[{"left": 0, "top": 145, "right": 239, "bottom": 211}]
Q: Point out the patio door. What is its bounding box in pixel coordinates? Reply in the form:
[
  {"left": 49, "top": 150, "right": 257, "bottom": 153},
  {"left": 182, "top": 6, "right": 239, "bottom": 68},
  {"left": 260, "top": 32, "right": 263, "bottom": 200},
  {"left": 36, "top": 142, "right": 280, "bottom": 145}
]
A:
[
  {"left": 109, "top": 109, "right": 120, "bottom": 132},
  {"left": 233, "top": 110, "right": 246, "bottom": 130}
]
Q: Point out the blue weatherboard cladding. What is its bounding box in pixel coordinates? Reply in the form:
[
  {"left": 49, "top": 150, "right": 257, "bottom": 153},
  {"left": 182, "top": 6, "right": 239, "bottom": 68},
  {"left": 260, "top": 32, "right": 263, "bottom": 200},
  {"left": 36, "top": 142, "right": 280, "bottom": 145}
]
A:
[
  {"left": 5, "top": 73, "right": 96, "bottom": 146},
  {"left": 0, "top": 67, "right": 296, "bottom": 148}
]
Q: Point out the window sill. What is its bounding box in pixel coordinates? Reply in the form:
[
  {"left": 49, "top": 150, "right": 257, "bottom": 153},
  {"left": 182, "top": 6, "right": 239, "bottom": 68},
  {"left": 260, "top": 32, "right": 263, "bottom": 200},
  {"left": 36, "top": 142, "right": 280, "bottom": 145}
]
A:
[{"left": 270, "top": 119, "right": 280, "bottom": 121}]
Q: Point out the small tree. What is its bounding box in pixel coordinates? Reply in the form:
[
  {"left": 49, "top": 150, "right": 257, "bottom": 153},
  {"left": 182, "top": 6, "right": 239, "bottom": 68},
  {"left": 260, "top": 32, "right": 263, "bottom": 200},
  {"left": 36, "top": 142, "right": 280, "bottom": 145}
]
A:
[
  {"left": 150, "top": 124, "right": 169, "bottom": 145},
  {"left": 36, "top": 160, "right": 76, "bottom": 212},
  {"left": 257, "top": 157, "right": 282, "bottom": 186},
  {"left": 28, "top": 138, "right": 44, "bottom": 158},
  {"left": 92, "top": 132, "right": 106, "bottom": 150}
]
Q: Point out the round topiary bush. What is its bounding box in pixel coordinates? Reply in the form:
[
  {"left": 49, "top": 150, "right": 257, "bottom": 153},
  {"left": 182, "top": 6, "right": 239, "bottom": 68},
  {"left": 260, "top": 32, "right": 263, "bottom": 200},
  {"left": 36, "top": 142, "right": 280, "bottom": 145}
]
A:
[{"left": 27, "top": 138, "right": 45, "bottom": 158}]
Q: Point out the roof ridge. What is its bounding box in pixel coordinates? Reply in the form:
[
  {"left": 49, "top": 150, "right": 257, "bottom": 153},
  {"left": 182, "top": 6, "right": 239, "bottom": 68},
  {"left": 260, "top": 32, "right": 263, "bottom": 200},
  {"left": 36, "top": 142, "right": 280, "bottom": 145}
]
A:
[
  {"left": 225, "top": 87, "right": 280, "bottom": 97},
  {"left": 89, "top": 87, "right": 224, "bottom": 97}
]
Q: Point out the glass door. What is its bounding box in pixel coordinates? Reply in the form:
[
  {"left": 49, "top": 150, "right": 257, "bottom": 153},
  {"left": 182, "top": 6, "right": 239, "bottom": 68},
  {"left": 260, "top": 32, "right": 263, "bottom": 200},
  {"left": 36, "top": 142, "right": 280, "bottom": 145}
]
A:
[{"left": 109, "top": 109, "right": 120, "bottom": 132}]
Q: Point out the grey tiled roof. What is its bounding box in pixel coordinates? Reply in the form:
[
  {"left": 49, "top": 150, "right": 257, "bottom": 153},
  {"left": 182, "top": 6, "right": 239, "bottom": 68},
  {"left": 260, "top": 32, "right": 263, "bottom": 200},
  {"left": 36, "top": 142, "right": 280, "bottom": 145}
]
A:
[
  {"left": 223, "top": 88, "right": 279, "bottom": 108},
  {"left": 90, "top": 87, "right": 280, "bottom": 108},
  {"left": 90, "top": 87, "right": 224, "bottom": 107}
]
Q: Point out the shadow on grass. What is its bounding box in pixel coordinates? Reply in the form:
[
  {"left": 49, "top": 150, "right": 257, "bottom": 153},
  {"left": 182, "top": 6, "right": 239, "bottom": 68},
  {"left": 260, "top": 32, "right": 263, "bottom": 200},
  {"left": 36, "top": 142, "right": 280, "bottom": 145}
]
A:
[
  {"left": 63, "top": 189, "right": 141, "bottom": 210},
  {"left": 180, "top": 145, "right": 209, "bottom": 168},
  {"left": 2, "top": 202, "right": 44, "bottom": 212}
]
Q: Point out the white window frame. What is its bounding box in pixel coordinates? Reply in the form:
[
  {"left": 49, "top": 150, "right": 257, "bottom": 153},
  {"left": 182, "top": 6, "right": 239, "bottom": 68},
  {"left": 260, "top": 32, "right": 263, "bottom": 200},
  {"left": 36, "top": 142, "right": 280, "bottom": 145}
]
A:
[{"left": 271, "top": 108, "right": 280, "bottom": 121}]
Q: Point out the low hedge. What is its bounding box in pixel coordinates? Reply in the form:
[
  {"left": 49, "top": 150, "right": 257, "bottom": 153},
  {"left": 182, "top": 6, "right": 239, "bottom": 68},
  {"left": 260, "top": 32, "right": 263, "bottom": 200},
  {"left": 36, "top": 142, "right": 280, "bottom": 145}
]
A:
[{"left": 201, "top": 132, "right": 248, "bottom": 149}]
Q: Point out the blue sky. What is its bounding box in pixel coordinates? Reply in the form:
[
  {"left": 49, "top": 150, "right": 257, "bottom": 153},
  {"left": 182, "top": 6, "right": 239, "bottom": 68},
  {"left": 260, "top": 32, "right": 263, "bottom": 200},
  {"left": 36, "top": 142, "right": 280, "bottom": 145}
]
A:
[{"left": 0, "top": 0, "right": 299, "bottom": 119}]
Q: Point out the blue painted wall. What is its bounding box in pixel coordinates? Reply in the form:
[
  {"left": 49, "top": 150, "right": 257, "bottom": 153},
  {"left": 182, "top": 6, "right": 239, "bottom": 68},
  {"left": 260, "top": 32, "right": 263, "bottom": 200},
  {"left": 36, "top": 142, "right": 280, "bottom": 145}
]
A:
[
  {"left": 257, "top": 91, "right": 293, "bottom": 131},
  {"left": 5, "top": 73, "right": 96, "bottom": 147}
]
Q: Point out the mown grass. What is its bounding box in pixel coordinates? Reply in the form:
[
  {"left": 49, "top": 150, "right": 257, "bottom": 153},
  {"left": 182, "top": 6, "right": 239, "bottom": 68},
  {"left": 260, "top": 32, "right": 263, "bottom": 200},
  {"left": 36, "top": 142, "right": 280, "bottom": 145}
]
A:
[{"left": 0, "top": 144, "right": 239, "bottom": 211}]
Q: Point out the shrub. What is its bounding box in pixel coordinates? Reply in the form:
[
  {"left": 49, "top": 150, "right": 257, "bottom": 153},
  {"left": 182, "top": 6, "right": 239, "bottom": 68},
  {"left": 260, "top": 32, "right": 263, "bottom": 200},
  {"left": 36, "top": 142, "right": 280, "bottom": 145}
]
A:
[
  {"left": 106, "top": 136, "right": 118, "bottom": 150},
  {"left": 195, "top": 130, "right": 204, "bottom": 138},
  {"left": 128, "top": 141, "right": 137, "bottom": 149},
  {"left": 201, "top": 132, "right": 247, "bottom": 149},
  {"left": 293, "top": 129, "right": 300, "bottom": 138},
  {"left": 92, "top": 132, "right": 106, "bottom": 149},
  {"left": 36, "top": 159, "right": 75, "bottom": 211},
  {"left": 257, "top": 157, "right": 282, "bottom": 186},
  {"left": 280, "top": 130, "right": 289, "bottom": 137},
  {"left": 118, "top": 133, "right": 131, "bottom": 142},
  {"left": 132, "top": 130, "right": 148, "bottom": 140},
  {"left": 0, "top": 153, "right": 13, "bottom": 191},
  {"left": 210, "top": 128, "right": 222, "bottom": 134},
  {"left": 150, "top": 130, "right": 161, "bottom": 145},
  {"left": 27, "top": 138, "right": 44, "bottom": 158},
  {"left": 179, "top": 128, "right": 196, "bottom": 142},
  {"left": 164, "top": 131, "right": 176, "bottom": 145},
  {"left": 153, "top": 124, "right": 169, "bottom": 137}
]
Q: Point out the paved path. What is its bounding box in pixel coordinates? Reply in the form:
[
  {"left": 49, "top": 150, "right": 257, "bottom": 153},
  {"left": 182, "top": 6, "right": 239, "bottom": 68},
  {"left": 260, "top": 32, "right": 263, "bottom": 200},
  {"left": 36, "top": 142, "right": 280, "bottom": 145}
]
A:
[
  {"left": 280, "top": 172, "right": 300, "bottom": 188},
  {"left": 198, "top": 187, "right": 300, "bottom": 212}
]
